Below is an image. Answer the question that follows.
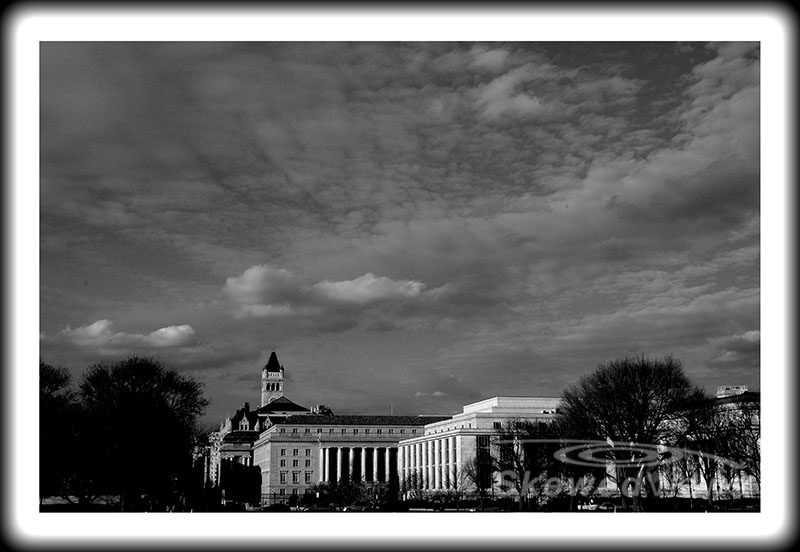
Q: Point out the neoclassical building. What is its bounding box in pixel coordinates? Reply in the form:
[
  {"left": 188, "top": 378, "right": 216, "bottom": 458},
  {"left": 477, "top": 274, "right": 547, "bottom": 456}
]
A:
[
  {"left": 397, "top": 396, "right": 562, "bottom": 497},
  {"left": 208, "top": 354, "right": 759, "bottom": 506},
  {"left": 209, "top": 352, "right": 449, "bottom": 504},
  {"left": 252, "top": 414, "right": 448, "bottom": 502},
  {"left": 208, "top": 351, "right": 315, "bottom": 486}
]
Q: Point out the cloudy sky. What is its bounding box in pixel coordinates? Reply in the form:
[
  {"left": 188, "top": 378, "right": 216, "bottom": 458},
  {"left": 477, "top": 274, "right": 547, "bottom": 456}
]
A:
[{"left": 39, "top": 42, "right": 760, "bottom": 426}]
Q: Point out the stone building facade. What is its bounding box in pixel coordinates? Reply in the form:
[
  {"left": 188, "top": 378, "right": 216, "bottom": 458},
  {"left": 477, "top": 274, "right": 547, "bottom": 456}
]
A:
[
  {"left": 252, "top": 414, "right": 448, "bottom": 504},
  {"left": 397, "top": 396, "right": 562, "bottom": 498}
]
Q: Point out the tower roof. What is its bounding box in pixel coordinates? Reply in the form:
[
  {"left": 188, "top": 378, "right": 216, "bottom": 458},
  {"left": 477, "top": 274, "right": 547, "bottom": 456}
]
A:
[
  {"left": 263, "top": 350, "right": 283, "bottom": 373},
  {"left": 256, "top": 396, "right": 310, "bottom": 413}
]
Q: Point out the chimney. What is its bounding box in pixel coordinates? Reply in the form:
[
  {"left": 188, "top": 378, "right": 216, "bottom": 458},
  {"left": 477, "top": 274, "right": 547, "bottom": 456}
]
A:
[{"left": 243, "top": 401, "right": 250, "bottom": 412}]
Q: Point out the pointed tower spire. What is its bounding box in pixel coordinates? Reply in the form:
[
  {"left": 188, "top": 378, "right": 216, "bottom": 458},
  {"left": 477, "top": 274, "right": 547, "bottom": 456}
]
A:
[
  {"left": 264, "top": 350, "right": 282, "bottom": 373},
  {"left": 261, "top": 350, "right": 285, "bottom": 406}
]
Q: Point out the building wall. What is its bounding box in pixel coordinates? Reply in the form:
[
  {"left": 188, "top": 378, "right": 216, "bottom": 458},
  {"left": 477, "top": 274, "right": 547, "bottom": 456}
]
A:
[
  {"left": 398, "top": 397, "right": 562, "bottom": 498},
  {"left": 252, "top": 420, "right": 435, "bottom": 504}
]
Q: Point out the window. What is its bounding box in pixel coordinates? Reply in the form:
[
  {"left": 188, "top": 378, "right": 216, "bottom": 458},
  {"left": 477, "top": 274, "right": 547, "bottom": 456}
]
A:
[
  {"left": 353, "top": 429, "right": 358, "bottom": 434},
  {"left": 280, "top": 471, "right": 287, "bottom": 483},
  {"left": 305, "top": 459, "right": 311, "bottom": 467},
  {"left": 365, "top": 428, "right": 370, "bottom": 434},
  {"left": 292, "top": 428, "right": 298, "bottom": 433},
  {"left": 292, "top": 472, "right": 299, "bottom": 483},
  {"left": 305, "top": 428, "right": 310, "bottom": 433},
  {"left": 304, "top": 488, "right": 313, "bottom": 494},
  {"left": 280, "top": 428, "right": 285, "bottom": 433},
  {"left": 493, "top": 422, "right": 501, "bottom": 429},
  {"left": 317, "top": 428, "right": 322, "bottom": 433},
  {"left": 400, "top": 429, "right": 405, "bottom": 434},
  {"left": 305, "top": 472, "right": 312, "bottom": 483},
  {"left": 412, "top": 429, "right": 417, "bottom": 434},
  {"left": 388, "top": 429, "right": 393, "bottom": 434},
  {"left": 293, "top": 449, "right": 299, "bottom": 456},
  {"left": 377, "top": 429, "right": 382, "bottom": 434},
  {"left": 239, "top": 419, "right": 249, "bottom": 430},
  {"left": 280, "top": 460, "right": 286, "bottom": 467},
  {"left": 292, "top": 460, "right": 299, "bottom": 467},
  {"left": 329, "top": 429, "right": 334, "bottom": 434},
  {"left": 341, "top": 429, "right": 346, "bottom": 434},
  {"left": 292, "top": 488, "right": 298, "bottom": 495},
  {"left": 280, "top": 449, "right": 286, "bottom": 456},
  {"left": 279, "top": 488, "right": 285, "bottom": 496}
]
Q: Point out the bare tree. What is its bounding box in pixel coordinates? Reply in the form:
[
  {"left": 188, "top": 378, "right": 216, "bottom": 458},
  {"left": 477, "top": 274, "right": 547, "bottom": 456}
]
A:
[
  {"left": 729, "top": 400, "right": 760, "bottom": 492},
  {"left": 681, "top": 394, "right": 760, "bottom": 507},
  {"left": 462, "top": 455, "right": 494, "bottom": 508},
  {"left": 556, "top": 355, "right": 704, "bottom": 511},
  {"left": 442, "top": 463, "right": 469, "bottom": 510},
  {"left": 495, "top": 418, "right": 561, "bottom": 510}
]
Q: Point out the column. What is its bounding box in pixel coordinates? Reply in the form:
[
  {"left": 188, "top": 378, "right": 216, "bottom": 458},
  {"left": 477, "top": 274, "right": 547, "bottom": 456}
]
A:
[
  {"left": 441, "top": 439, "right": 447, "bottom": 487},
  {"left": 398, "top": 446, "right": 405, "bottom": 489},
  {"left": 336, "top": 447, "right": 342, "bottom": 482},
  {"left": 417, "top": 442, "right": 425, "bottom": 490},
  {"left": 449, "top": 437, "right": 456, "bottom": 489},
  {"left": 385, "top": 447, "right": 391, "bottom": 483},
  {"left": 419, "top": 442, "right": 425, "bottom": 490},
  {"left": 428, "top": 442, "right": 435, "bottom": 490},
  {"left": 373, "top": 447, "right": 379, "bottom": 483},
  {"left": 348, "top": 447, "right": 354, "bottom": 481},
  {"left": 355, "top": 447, "right": 363, "bottom": 482},
  {"left": 434, "top": 439, "right": 441, "bottom": 490},
  {"left": 319, "top": 447, "right": 326, "bottom": 482},
  {"left": 424, "top": 441, "right": 431, "bottom": 490}
]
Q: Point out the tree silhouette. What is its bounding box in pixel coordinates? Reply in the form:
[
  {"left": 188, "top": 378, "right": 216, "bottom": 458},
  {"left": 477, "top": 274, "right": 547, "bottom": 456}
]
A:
[
  {"left": 40, "top": 361, "right": 78, "bottom": 503},
  {"left": 556, "top": 355, "right": 704, "bottom": 511},
  {"left": 78, "top": 356, "right": 209, "bottom": 511}
]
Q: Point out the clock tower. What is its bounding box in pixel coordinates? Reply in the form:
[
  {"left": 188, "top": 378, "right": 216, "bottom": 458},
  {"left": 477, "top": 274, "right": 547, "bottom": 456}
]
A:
[{"left": 260, "top": 350, "right": 285, "bottom": 406}]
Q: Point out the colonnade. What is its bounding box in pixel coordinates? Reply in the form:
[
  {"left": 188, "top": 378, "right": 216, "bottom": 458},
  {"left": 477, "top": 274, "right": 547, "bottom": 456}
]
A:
[
  {"left": 399, "top": 436, "right": 458, "bottom": 491},
  {"left": 319, "top": 446, "right": 395, "bottom": 483}
]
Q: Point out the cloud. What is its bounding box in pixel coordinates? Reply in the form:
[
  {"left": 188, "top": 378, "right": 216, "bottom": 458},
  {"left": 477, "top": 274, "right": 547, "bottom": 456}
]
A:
[
  {"left": 37, "top": 43, "right": 761, "bottom": 422},
  {"left": 224, "top": 265, "right": 306, "bottom": 307},
  {"left": 706, "top": 330, "right": 760, "bottom": 369},
  {"left": 468, "top": 46, "right": 511, "bottom": 73},
  {"left": 474, "top": 63, "right": 551, "bottom": 120},
  {"left": 313, "top": 273, "right": 424, "bottom": 304},
  {"left": 223, "top": 264, "right": 448, "bottom": 322},
  {"left": 46, "top": 319, "right": 198, "bottom": 351},
  {"left": 414, "top": 390, "right": 448, "bottom": 397}
]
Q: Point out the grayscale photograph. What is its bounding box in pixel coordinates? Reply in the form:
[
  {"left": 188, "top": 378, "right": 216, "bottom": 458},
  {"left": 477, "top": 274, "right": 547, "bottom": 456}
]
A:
[{"left": 13, "top": 5, "right": 792, "bottom": 549}]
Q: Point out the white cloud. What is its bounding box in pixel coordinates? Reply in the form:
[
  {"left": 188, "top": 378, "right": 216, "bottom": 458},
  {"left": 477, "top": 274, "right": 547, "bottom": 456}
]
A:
[
  {"left": 313, "top": 273, "right": 424, "bottom": 304},
  {"left": 475, "top": 64, "right": 550, "bottom": 120},
  {"left": 223, "top": 264, "right": 442, "bottom": 320},
  {"left": 50, "top": 320, "right": 198, "bottom": 350},
  {"left": 144, "top": 325, "right": 198, "bottom": 348},
  {"left": 224, "top": 265, "right": 304, "bottom": 306}
]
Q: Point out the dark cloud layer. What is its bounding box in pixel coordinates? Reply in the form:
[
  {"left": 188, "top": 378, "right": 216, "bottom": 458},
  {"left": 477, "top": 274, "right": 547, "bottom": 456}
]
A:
[{"left": 39, "top": 42, "right": 760, "bottom": 424}]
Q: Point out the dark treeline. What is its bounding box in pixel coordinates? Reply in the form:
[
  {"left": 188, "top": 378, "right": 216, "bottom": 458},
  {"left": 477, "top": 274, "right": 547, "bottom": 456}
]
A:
[{"left": 40, "top": 356, "right": 211, "bottom": 512}]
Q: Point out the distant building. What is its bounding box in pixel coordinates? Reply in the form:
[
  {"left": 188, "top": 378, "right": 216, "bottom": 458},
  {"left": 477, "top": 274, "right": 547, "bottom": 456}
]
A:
[
  {"left": 208, "top": 358, "right": 760, "bottom": 507},
  {"left": 252, "top": 414, "right": 448, "bottom": 503},
  {"left": 207, "top": 351, "right": 449, "bottom": 505},
  {"left": 398, "top": 396, "right": 562, "bottom": 497},
  {"left": 208, "top": 351, "right": 312, "bottom": 486},
  {"left": 716, "top": 384, "right": 748, "bottom": 398},
  {"left": 656, "top": 387, "right": 760, "bottom": 501}
]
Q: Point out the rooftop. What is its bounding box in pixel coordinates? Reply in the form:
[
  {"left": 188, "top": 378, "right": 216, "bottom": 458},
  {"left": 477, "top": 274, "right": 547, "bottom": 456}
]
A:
[
  {"left": 262, "top": 350, "right": 283, "bottom": 373},
  {"left": 279, "top": 414, "right": 450, "bottom": 426},
  {"left": 257, "top": 395, "right": 310, "bottom": 413}
]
